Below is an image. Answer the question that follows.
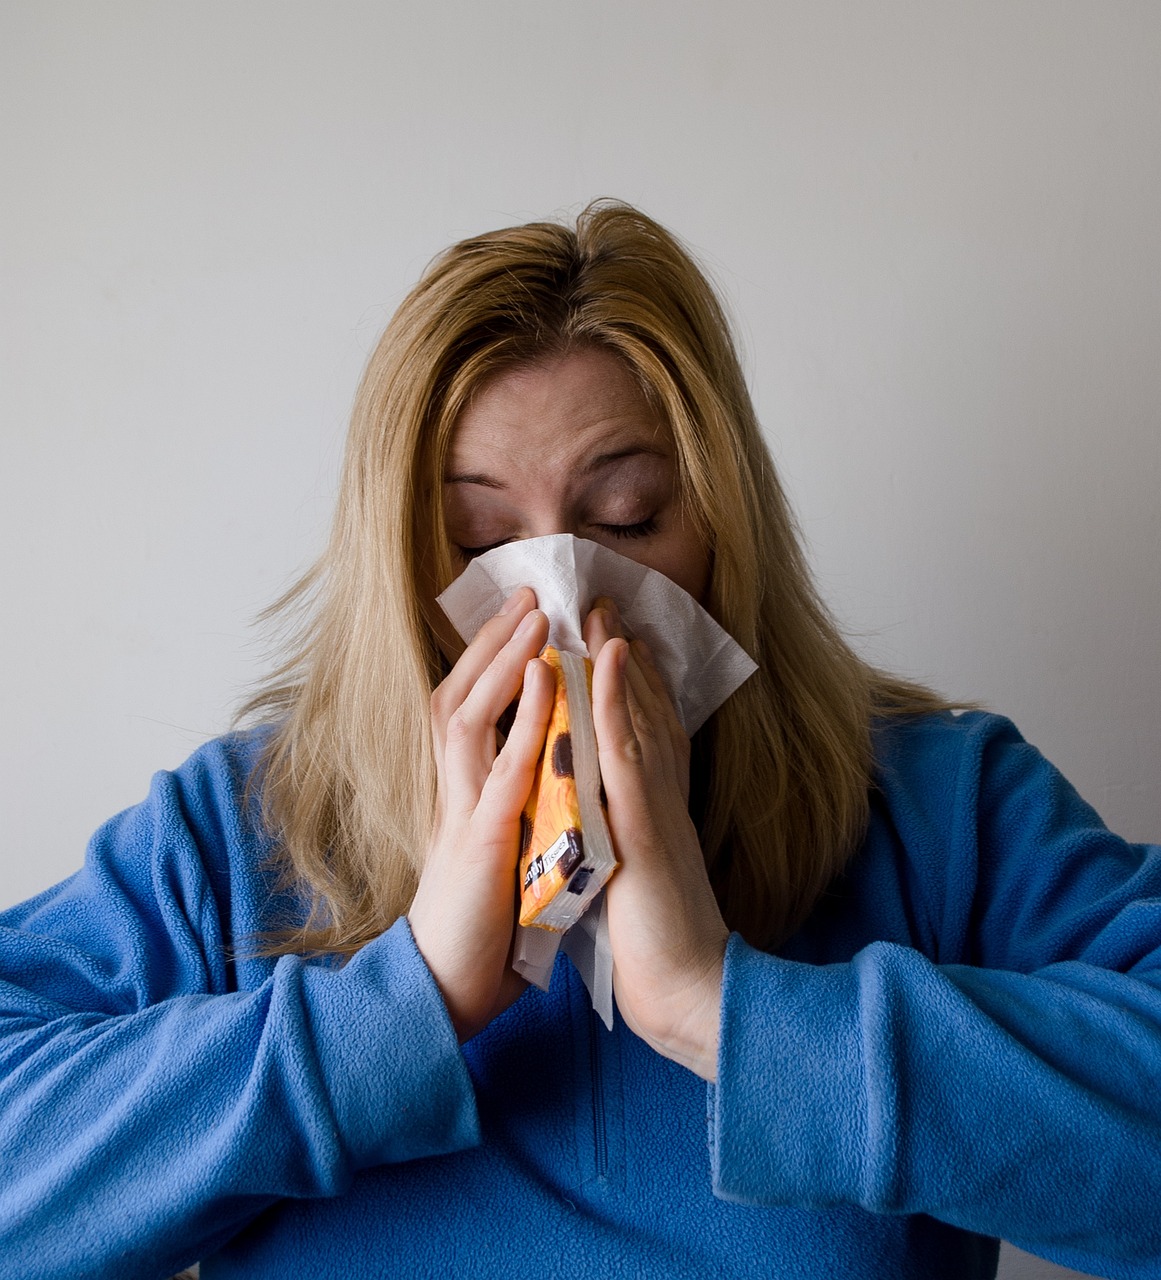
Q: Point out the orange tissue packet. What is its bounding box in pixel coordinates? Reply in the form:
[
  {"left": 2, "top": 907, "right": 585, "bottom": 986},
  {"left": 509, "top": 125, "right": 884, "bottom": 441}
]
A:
[{"left": 518, "top": 646, "right": 617, "bottom": 932}]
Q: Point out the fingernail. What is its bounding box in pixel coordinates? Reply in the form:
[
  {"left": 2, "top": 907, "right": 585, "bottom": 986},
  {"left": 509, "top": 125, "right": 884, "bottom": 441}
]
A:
[
  {"left": 500, "top": 587, "right": 528, "bottom": 614},
  {"left": 515, "top": 608, "right": 543, "bottom": 639},
  {"left": 615, "top": 638, "right": 630, "bottom": 674}
]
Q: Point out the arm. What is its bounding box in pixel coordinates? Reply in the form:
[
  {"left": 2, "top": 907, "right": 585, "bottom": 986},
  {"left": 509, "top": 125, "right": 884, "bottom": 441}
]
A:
[
  {"left": 711, "top": 715, "right": 1161, "bottom": 1278},
  {"left": 0, "top": 746, "right": 479, "bottom": 1280}
]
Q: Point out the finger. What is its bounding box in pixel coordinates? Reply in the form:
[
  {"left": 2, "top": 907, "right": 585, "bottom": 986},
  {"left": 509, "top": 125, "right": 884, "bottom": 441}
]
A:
[
  {"left": 441, "top": 610, "right": 547, "bottom": 803},
  {"left": 623, "top": 649, "right": 678, "bottom": 782},
  {"left": 432, "top": 587, "right": 538, "bottom": 733},
  {"left": 627, "top": 643, "right": 684, "bottom": 742},
  {"left": 629, "top": 640, "right": 688, "bottom": 762},
  {"left": 479, "top": 657, "right": 554, "bottom": 816},
  {"left": 582, "top": 595, "right": 622, "bottom": 661},
  {"left": 443, "top": 610, "right": 549, "bottom": 796},
  {"left": 592, "top": 637, "right": 645, "bottom": 784},
  {"left": 582, "top": 608, "right": 609, "bottom": 660},
  {"left": 625, "top": 644, "right": 663, "bottom": 720},
  {"left": 617, "top": 644, "right": 692, "bottom": 808},
  {"left": 454, "top": 608, "right": 549, "bottom": 735},
  {"left": 631, "top": 638, "right": 684, "bottom": 737}
]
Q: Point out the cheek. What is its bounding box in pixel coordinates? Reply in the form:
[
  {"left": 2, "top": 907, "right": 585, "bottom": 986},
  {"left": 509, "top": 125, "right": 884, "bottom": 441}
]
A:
[
  {"left": 634, "top": 530, "right": 713, "bottom": 605},
  {"left": 671, "top": 548, "right": 713, "bottom": 605}
]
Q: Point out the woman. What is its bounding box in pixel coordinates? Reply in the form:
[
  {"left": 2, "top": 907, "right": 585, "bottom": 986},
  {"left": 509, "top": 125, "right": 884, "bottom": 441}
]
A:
[{"left": 2, "top": 201, "right": 1159, "bottom": 1279}]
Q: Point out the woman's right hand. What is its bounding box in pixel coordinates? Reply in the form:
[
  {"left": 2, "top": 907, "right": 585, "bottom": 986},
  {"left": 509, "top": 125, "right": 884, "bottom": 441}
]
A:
[{"left": 408, "top": 587, "right": 553, "bottom": 1043}]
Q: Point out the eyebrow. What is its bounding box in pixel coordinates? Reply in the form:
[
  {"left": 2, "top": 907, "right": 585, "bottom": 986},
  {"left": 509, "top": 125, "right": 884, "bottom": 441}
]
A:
[{"left": 444, "top": 443, "right": 668, "bottom": 488}]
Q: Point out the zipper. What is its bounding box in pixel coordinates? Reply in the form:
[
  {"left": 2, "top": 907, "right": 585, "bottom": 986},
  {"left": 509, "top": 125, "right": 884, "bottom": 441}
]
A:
[{"left": 588, "top": 1003, "right": 608, "bottom": 1179}]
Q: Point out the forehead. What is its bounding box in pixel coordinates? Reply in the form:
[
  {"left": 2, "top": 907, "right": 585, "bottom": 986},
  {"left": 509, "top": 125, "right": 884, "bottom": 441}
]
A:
[{"left": 446, "top": 348, "right": 672, "bottom": 475}]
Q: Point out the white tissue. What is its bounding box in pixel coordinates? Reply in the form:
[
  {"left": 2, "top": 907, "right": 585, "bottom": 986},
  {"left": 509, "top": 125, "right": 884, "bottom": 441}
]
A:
[
  {"left": 437, "top": 534, "right": 758, "bottom": 1027},
  {"left": 438, "top": 534, "right": 757, "bottom": 734}
]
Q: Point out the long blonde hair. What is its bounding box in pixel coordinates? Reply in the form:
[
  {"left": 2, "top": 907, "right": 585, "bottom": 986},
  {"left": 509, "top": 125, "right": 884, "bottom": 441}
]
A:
[{"left": 241, "top": 199, "right": 951, "bottom": 956}]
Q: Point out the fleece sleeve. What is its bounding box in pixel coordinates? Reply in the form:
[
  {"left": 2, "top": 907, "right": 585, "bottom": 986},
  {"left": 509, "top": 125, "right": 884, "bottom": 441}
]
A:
[
  {"left": 709, "top": 715, "right": 1161, "bottom": 1280},
  {"left": 0, "top": 751, "right": 481, "bottom": 1280}
]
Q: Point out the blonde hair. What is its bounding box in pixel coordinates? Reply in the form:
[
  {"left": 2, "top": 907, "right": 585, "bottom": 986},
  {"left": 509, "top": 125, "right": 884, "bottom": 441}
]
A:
[{"left": 241, "top": 199, "right": 952, "bottom": 956}]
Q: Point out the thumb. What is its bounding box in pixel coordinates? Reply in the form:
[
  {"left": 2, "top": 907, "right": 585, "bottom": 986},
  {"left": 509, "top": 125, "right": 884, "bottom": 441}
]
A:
[{"left": 592, "top": 637, "right": 645, "bottom": 791}]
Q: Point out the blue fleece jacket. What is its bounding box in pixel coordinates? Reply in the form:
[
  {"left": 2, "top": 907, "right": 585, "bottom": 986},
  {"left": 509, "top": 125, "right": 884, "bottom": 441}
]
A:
[{"left": 1, "top": 711, "right": 1159, "bottom": 1279}]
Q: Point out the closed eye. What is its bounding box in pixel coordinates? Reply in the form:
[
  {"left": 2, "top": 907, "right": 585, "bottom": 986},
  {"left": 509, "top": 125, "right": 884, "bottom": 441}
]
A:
[
  {"left": 455, "top": 518, "right": 658, "bottom": 562},
  {"left": 595, "top": 518, "right": 658, "bottom": 541},
  {"left": 454, "top": 538, "right": 514, "bottom": 561}
]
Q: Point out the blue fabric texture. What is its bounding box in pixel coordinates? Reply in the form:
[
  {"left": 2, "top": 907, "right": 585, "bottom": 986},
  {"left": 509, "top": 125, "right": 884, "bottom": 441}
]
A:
[{"left": 1, "top": 712, "right": 1159, "bottom": 1279}]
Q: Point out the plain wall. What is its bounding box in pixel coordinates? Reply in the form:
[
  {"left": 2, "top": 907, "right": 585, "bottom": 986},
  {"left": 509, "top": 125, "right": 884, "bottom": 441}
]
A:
[{"left": 2, "top": 5, "right": 1158, "bottom": 1279}]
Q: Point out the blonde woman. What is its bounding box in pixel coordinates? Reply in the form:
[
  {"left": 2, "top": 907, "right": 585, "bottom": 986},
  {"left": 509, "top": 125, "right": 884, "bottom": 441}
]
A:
[{"left": 2, "top": 202, "right": 1159, "bottom": 1280}]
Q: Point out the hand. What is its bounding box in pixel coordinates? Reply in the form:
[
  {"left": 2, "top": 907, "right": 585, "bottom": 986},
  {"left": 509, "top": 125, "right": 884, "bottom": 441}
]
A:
[
  {"left": 584, "top": 601, "right": 729, "bottom": 1081},
  {"left": 408, "top": 588, "right": 553, "bottom": 1043}
]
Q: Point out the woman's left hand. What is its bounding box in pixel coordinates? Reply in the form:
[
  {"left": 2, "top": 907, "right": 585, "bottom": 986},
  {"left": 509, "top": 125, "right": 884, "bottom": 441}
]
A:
[{"left": 584, "top": 601, "right": 729, "bottom": 1082}]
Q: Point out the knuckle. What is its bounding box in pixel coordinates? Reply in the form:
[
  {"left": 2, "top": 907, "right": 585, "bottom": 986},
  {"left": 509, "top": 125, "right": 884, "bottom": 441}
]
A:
[
  {"left": 487, "top": 750, "right": 519, "bottom": 788},
  {"left": 633, "top": 714, "right": 661, "bottom": 751},
  {"left": 481, "top": 651, "right": 505, "bottom": 683},
  {"left": 611, "top": 732, "right": 644, "bottom": 766},
  {"left": 483, "top": 606, "right": 524, "bottom": 647},
  {"left": 445, "top": 708, "right": 474, "bottom": 746},
  {"left": 430, "top": 683, "right": 453, "bottom": 720}
]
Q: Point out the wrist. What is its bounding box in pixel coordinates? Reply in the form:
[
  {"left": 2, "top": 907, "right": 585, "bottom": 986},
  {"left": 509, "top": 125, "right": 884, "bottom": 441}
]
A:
[{"left": 657, "top": 946, "right": 726, "bottom": 1082}]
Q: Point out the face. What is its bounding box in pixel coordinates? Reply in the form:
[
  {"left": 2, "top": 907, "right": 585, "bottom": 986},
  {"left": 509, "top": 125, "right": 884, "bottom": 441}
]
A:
[{"left": 443, "top": 347, "right": 712, "bottom": 603}]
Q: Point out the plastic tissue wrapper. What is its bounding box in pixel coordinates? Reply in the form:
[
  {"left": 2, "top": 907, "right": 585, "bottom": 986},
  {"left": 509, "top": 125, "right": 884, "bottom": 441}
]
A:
[
  {"left": 437, "top": 534, "right": 757, "bottom": 1028},
  {"left": 516, "top": 645, "right": 614, "bottom": 933}
]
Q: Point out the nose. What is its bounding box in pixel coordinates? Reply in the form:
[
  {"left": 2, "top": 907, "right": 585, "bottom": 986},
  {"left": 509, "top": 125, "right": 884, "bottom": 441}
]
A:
[{"left": 521, "top": 504, "right": 578, "bottom": 542}]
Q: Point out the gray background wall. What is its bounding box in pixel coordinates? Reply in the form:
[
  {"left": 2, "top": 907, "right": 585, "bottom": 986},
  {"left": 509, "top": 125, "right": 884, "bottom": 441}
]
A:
[{"left": 2, "top": 5, "right": 1158, "bottom": 1278}]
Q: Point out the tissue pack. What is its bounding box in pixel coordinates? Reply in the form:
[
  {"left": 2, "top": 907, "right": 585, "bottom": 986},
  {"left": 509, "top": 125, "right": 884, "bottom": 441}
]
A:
[{"left": 518, "top": 646, "right": 617, "bottom": 930}]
